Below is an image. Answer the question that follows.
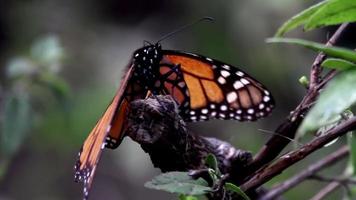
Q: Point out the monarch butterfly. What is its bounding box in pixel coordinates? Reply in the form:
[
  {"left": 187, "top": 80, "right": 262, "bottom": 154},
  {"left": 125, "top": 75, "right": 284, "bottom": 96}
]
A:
[{"left": 74, "top": 42, "right": 274, "bottom": 199}]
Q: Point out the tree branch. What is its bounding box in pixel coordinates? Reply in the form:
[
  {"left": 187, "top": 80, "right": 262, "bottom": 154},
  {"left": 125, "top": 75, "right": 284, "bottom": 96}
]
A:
[
  {"left": 241, "top": 116, "right": 356, "bottom": 193},
  {"left": 248, "top": 23, "right": 349, "bottom": 175},
  {"left": 126, "top": 96, "right": 254, "bottom": 196},
  {"left": 258, "top": 145, "right": 349, "bottom": 200}
]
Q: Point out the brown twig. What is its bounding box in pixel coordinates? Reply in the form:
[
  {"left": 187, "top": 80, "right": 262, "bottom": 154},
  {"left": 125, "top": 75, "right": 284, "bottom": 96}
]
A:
[
  {"left": 248, "top": 23, "right": 350, "bottom": 176},
  {"left": 310, "top": 181, "right": 342, "bottom": 200},
  {"left": 258, "top": 146, "right": 349, "bottom": 200},
  {"left": 309, "top": 175, "right": 356, "bottom": 185},
  {"left": 241, "top": 116, "right": 356, "bottom": 192}
]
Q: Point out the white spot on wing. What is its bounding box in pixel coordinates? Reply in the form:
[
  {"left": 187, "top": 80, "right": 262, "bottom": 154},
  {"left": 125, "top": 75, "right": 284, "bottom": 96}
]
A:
[
  {"left": 178, "top": 82, "right": 186, "bottom": 88},
  {"left": 227, "top": 92, "right": 238, "bottom": 103},
  {"left": 220, "top": 105, "right": 228, "bottom": 111},
  {"left": 106, "top": 125, "right": 112, "bottom": 133},
  {"left": 219, "top": 113, "right": 226, "bottom": 118},
  {"left": 233, "top": 81, "right": 244, "bottom": 90},
  {"left": 263, "top": 96, "right": 270, "bottom": 102},
  {"left": 240, "top": 78, "right": 250, "bottom": 85},
  {"left": 235, "top": 115, "right": 241, "bottom": 120},
  {"left": 236, "top": 71, "right": 244, "bottom": 76},
  {"left": 222, "top": 65, "right": 230, "bottom": 70},
  {"left": 259, "top": 103, "right": 265, "bottom": 109},
  {"left": 218, "top": 77, "right": 226, "bottom": 84},
  {"left": 221, "top": 70, "right": 230, "bottom": 78}
]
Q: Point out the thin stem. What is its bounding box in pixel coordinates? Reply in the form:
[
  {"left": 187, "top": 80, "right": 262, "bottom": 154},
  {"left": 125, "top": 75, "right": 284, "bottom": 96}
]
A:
[
  {"left": 309, "top": 23, "right": 349, "bottom": 89},
  {"left": 310, "top": 181, "right": 342, "bottom": 200},
  {"left": 310, "top": 175, "right": 356, "bottom": 185},
  {"left": 259, "top": 146, "right": 349, "bottom": 200}
]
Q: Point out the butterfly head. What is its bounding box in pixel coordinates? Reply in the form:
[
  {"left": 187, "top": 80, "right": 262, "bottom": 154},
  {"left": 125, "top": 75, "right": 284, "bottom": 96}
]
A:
[{"left": 133, "top": 43, "right": 162, "bottom": 64}]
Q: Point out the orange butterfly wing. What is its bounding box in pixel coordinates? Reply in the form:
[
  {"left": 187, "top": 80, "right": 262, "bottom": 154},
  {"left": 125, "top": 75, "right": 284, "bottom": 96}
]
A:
[
  {"left": 74, "top": 65, "right": 135, "bottom": 200},
  {"left": 160, "top": 50, "right": 274, "bottom": 122}
]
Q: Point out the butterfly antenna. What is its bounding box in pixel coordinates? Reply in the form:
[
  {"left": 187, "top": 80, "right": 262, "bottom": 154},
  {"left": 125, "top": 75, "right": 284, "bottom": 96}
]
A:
[
  {"left": 156, "top": 16, "right": 214, "bottom": 43},
  {"left": 257, "top": 129, "right": 304, "bottom": 147}
]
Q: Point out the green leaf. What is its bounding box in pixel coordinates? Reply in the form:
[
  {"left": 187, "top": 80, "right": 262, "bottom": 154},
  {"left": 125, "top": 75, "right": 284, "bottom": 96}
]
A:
[
  {"left": 1, "top": 93, "right": 32, "bottom": 157},
  {"left": 305, "top": 0, "right": 356, "bottom": 31},
  {"left": 179, "top": 194, "right": 199, "bottom": 200},
  {"left": 225, "top": 183, "right": 251, "bottom": 200},
  {"left": 267, "top": 38, "right": 356, "bottom": 63},
  {"left": 297, "top": 69, "right": 356, "bottom": 134},
  {"left": 145, "top": 172, "right": 211, "bottom": 195},
  {"left": 205, "top": 154, "right": 220, "bottom": 175},
  {"left": 322, "top": 58, "right": 356, "bottom": 70},
  {"left": 275, "top": 1, "right": 327, "bottom": 37}
]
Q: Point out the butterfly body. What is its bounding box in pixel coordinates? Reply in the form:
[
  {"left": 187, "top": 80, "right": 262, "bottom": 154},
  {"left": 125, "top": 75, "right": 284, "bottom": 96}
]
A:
[
  {"left": 131, "top": 44, "right": 163, "bottom": 90},
  {"left": 75, "top": 42, "right": 274, "bottom": 200}
]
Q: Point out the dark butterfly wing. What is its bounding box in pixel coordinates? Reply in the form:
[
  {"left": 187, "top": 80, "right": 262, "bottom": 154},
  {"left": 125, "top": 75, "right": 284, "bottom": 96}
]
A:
[
  {"left": 105, "top": 77, "right": 148, "bottom": 149},
  {"left": 159, "top": 50, "right": 274, "bottom": 122},
  {"left": 74, "top": 65, "right": 137, "bottom": 200}
]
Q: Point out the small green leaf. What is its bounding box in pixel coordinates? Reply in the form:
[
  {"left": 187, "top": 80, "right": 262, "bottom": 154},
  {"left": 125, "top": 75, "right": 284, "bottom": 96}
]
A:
[
  {"left": 179, "top": 194, "right": 199, "bottom": 200},
  {"left": 322, "top": 58, "right": 356, "bottom": 70},
  {"left": 205, "top": 154, "right": 220, "bottom": 175},
  {"left": 299, "top": 76, "right": 309, "bottom": 88},
  {"left": 305, "top": 0, "right": 356, "bottom": 31},
  {"left": 1, "top": 93, "right": 32, "bottom": 157},
  {"left": 297, "top": 69, "right": 356, "bottom": 134},
  {"left": 225, "top": 183, "right": 251, "bottom": 200},
  {"left": 275, "top": 1, "right": 327, "bottom": 37},
  {"left": 145, "top": 172, "right": 211, "bottom": 195},
  {"left": 267, "top": 38, "right": 356, "bottom": 63}
]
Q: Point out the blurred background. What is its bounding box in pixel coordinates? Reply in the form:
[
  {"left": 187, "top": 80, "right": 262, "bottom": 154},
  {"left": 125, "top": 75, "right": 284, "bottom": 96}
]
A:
[{"left": 0, "top": 0, "right": 355, "bottom": 199}]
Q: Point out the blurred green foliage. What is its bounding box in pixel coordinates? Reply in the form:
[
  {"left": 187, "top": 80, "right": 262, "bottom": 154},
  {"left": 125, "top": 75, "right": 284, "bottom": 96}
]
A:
[{"left": 0, "top": 35, "right": 69, "bottom": 178}]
